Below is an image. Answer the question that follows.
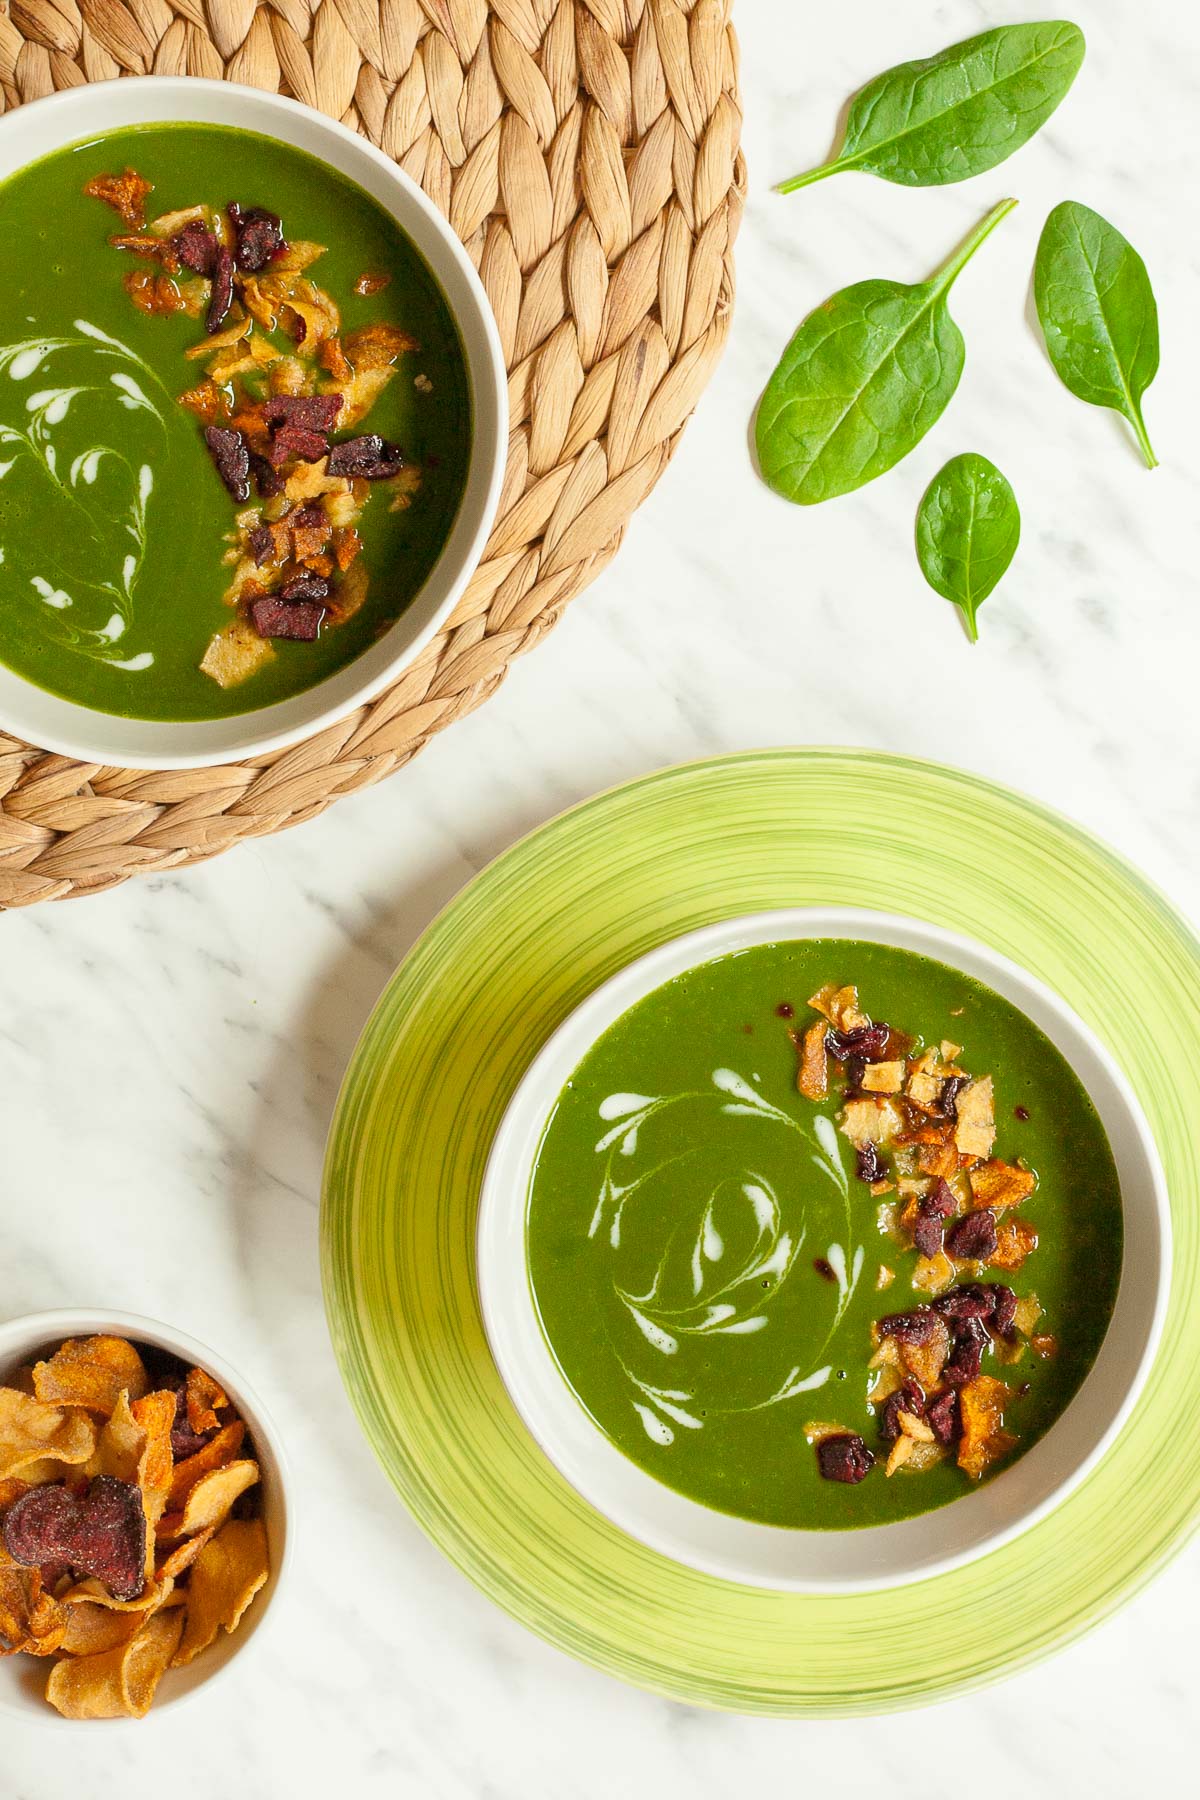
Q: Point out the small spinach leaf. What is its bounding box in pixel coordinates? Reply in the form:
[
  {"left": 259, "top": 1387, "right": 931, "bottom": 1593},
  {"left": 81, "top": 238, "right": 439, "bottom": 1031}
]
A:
[
  {"left": 1034, "top": 200, "right": 1160, "bottom": 468},
  {"left": 779, "top": 22, "right": 1085, "bottom": 194},
  {"left": 916, "top": 454, "right": 1021, "bottom": 642},
  {"left": 755, "top": 200, "right": 1015, "bottom": 506}
]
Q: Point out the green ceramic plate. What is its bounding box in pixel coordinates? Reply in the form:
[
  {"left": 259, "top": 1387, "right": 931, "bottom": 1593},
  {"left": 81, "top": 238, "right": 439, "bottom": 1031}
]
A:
[{"left": 320, "top": 751, "right": 1200, "bottom": 1714}]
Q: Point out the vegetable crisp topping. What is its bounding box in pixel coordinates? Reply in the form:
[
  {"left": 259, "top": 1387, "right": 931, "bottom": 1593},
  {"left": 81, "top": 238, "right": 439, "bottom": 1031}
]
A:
[
  {"left": 86, "top": 175, "right": 426, "bottom": 687},
  {"left": 795, "top": 983, "right": 1050, "bottom": 1488}
]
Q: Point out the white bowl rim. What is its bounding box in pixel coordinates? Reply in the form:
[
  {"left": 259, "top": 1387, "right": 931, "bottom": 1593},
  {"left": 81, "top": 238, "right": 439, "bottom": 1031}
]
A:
[
  {"left": 477, "top": 905, "right": 1173, "bottom": 1593},
  {"left": 0, "top": 77, "right": 508, "bottom": 768},
  {"left": 0, "top": 1305, "right": 293, "bottom": 1726}
]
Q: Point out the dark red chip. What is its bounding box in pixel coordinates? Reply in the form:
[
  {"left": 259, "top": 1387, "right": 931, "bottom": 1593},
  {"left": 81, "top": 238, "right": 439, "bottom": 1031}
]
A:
[
  {"left": 825, "top": 1022, "right": 891, "bottom": 1062},
  {"left": 203, "top": 425, "right": 251, "bottom": 503},
  {"left": 205, "top": 244, "right": 235, "bottom": 334},
  {"left": 935, "top": 1075, "right": 969, "bottom": 1119},
  {"left": 984, "top": 1283, "right": 1018, "bottom": 1338},
  {"left": 943, "top": 1315, "right": 988, "bottom": 1387},
  {"left": 912, "top": 1213, "right": 945, "bottom": 1258},
  {"left": 280, "top": 572, "right": 330, "bottom": 605},
  {"left": 878, "top": 1381, "right": 925, "bottom": 1443},
  {"left": 229, "top": 204, "right": 285, "bottom": 272},
  {"left": 945, "top": 1208, "right": 998, "bottom": 1262},
  {"left": 816, "top": 1433, "right": 874, "bottom": 1484},
  {"left": 262, "top": 394, "right": 343, "bottom": 434},
  {"left": 172, "top": 220, "right": 219, "bottom": 274},
  {"left": 247, "top": 524, "right": 275, "bottom": 566},
  {"left": 325, "top": 434, "right": 406, "bottom": 480},
  {"left": 926, "top": 1388, "right": 961, "bottom": 1444},
  {"left": 855, "top": 1142, "right": 885, "bottom": 1184},
  {"left": 2, "top": 1483, "right": 76, "bottom": 1566},
  {"left": 268, "top": 424, "right": 330, "bottom": 466},
  {"left": 2, "top": 1476, "right": 146, "bottom": 1604},
  {"left": 249, "top": 453, "right": 285, "bottom": 499},
  {"left": 926, "top": 1179, "right": 958, "bottom": 1219},
  {"left": 932, "top": 1283, "right": 995, "bottom": 1322},
  {"left": 912, "top": 1178, "right": 956, "bottom": 1256},
  {"left": 250, "top": 593, "right": 325, "bottom": 641},
  {"left": 876, "top": 1306, "right": 936, "bottom": 1346}
]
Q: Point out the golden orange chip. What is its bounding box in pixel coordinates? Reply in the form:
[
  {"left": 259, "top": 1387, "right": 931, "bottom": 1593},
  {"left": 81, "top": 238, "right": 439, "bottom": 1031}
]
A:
[
  {"left": 177, "top": 378, "right": 230, "bottom": 425},
  {"left": 353, "top": 269, "right": 392, "bottom": 295},
  {"left": 916, "top": 1133, "right": 960, "bottom": 1179},
  {"left": 342, "top": 320, "right": 416, "bottom": 369},
  {"left": 969, "top": 1159, "right": 1037, "bottom": 1212},
  {"left": 0, "top": 1547, "right": 66, "bottom": 1658},
  {"left": 174, "top": 1459, "right": 259, "bottom": 1538},
  {"left": 991, "top": 1217, "right": 1039, "bottom": 1271},
  {"left": 167, "top": 1420, "right": 245, "bottom": 1509},
  {"left": 59, "top": 1601, "right": 144, "bottom": 1658},
  {"left": 0, "top": 1389, "right": 97, "bottom": 1481},
  {"left": 173, "top": 1517, "right": 269, "bottom": 1668},
  {"left": 326, "top": 363, "right": 395, "bottom": 428},
  {"left": 795, "top": 1020, "right": 828, "bottom": 1101},
  {"left": 156, "top": 1526, "right": 215, "bottom": 1582},
  {"left": 953, "top": 1076, "right": 995, "bottom": 1161},
  {"left": 271, "top": 239, "right": 326, "bottom": 272},
  {"left": 200, "top": 616, "right": 275, "bottom": 689},
  {"left": 319, "top": 335, "right": 352, "bottom": 381},
  {"left": 898, "top": 1314, "right": 950, "bottom": 1390},
  {"left": 0, "top": 1476, "right": 29, "bottom": 1513},
  {"left": 63, "top": 1574, "right": 173, "bottom": 1615},
  {"left": 86, "top": 1389, "right": 144, "bottom": 1484},
  {"left": 47, "top": 1605, "right": 183, "bottom": 1719},
  {"left": 132, "top": 1391, "right": 177, "bottom": 1510},
  {"left": 83, "top": 167, "right": 152, "bottom": 228},
  {"left": 839, "top": 1096, "right": 904, "bottom": 1147},
  {"left": 32, "top": 1336, "right": 148, "bottom": 1417},
  {"left": 327, "top": 557, "right": 369, "bottom": 623},
  {"left": 186, "top": 315, "right": 251, "bottom": 359},
  {"left": 958, "top": 1375, "right": 1017, "bottom": 1479}
]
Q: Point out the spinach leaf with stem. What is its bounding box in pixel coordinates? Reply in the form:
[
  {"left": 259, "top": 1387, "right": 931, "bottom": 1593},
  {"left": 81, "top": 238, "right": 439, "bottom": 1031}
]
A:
[
  {"left": 1034, "top": 200, "right": 1160, "bottom": 469},
  {"left": 778, "top": 22, "right": 1085, "bottom": 194},
  {"left": 755, "top": 199, "right": 1016, "bottom": 506},
  {"left": 916, "top": 454, "right": 1021, "bottom": 642}
]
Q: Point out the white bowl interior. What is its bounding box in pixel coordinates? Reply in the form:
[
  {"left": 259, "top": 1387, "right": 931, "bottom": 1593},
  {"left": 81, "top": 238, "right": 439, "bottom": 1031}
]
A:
[
  {"left": 0, "top": 1308, "right": 290, "bottom": 1724},
  {"left": 478, "top": 908, "right": 1171, "bottom": 1593},
  {"left": 0, "top": 78, "right": 506, "bottom": 768}
]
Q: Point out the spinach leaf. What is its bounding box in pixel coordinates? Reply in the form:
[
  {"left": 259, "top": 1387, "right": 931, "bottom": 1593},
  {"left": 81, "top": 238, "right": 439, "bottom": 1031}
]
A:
[
  {"left": 779, "top": 22, "right": 1085, "bottom": 194},
  {"left": 755, "top": 199, "right": 1015, "bottom": 506},
  {"left": 1034, "top": 200, "right": 1160, "bottom": 468},
  {"left": 915, "top": 454, "right": 1021, "bottom": 642}
]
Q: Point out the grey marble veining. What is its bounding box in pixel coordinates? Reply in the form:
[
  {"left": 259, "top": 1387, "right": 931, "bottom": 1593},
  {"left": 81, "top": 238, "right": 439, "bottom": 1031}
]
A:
[{"left": 2, "top": 1, "right": 1197, "bottom": 1789}]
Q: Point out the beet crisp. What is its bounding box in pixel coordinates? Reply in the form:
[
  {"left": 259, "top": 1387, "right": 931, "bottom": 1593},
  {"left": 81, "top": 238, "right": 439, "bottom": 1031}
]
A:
[
  {"left": 86, "top": 175, "right": 428, "bottom": 687},
  {"left": 792, "top": 980, "right": 1054, "bottom": 1490}
]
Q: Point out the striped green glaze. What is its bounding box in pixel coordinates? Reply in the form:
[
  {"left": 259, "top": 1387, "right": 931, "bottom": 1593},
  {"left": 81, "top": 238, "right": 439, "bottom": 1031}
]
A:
[{"left": 320, "top": 751, "right": 1200, "bottom": 1715}]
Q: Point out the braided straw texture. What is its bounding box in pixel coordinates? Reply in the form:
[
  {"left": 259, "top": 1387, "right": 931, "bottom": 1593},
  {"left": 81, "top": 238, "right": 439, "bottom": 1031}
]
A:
[{"left": 0, "top": 0, "right": 743, "bottom": 906}]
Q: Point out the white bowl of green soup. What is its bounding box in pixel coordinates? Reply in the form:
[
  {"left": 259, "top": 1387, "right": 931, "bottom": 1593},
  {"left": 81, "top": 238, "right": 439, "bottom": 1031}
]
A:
[
  {"left": 0, "top": 80, "right": 506, "bottom": 767},
  {"left": 478, "top": 910, "right": 1170, "bottom": 1591}
]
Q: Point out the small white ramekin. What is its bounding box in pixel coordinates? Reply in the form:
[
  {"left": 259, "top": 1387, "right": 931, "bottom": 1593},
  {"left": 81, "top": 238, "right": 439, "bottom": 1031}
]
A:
[
  {"left": 478, "top": 907, "right": 1171, "bottom": 1593},
  {"left": 0, "top": 1307, "right": 291, "bottom": 1724},
  {"left": 0, "top": 79, "right": 507, "bottom": 768}
]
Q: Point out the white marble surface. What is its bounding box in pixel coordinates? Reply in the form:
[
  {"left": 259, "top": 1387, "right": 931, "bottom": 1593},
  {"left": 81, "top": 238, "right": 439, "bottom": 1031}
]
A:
[{"left": 3, "top": 0, "right": 1199, "bottom": 1787}]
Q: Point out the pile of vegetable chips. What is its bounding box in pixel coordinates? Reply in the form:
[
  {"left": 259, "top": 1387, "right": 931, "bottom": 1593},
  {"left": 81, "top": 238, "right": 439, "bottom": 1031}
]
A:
[{"left": 0, "top": 1334, "right": 269, "bottom": 1718}]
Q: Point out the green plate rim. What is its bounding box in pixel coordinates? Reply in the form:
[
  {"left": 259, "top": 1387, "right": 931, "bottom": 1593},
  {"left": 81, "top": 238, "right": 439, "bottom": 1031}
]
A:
[{"left": 320, "top": 749, "right": 1200, "bottom": 1714}]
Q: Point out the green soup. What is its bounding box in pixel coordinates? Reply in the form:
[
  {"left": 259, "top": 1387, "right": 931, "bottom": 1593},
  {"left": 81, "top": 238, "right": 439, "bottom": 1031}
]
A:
[
  {"left": 0, "top": 125, "right": 471, "bottom": 720},
  {"left": 526, "top": 940, "right": 1123, "bottom": 1530}
]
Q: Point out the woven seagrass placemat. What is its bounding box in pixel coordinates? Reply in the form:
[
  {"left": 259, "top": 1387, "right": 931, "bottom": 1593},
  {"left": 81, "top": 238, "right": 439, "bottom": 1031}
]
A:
[{"left": 0, "top": 0, "right": 743, "bottom": 906}]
